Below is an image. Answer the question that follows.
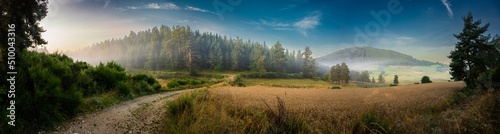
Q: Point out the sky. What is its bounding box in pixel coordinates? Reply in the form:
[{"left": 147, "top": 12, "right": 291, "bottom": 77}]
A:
[{"left": 40, "top": 0, "right": 500, "bottom": 64}]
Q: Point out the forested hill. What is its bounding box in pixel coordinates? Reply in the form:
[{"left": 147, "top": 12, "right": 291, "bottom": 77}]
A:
[
  {"left": 68, "top": 25, "right": 318, "bottom": 76},
  {"left": 316, "top": 47, "right": 440, "bottom": 69}
]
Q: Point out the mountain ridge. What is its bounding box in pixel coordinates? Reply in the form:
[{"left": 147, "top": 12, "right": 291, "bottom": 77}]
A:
[{"left": 316, "top": 46, "right": 440, "bottom": 70}]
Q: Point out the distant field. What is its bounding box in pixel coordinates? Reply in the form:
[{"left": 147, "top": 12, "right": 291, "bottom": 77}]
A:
[
  {"left": 209, "top": 81, "right": 465, "bottom": 133},
  {"left": 242, "top": 78, "right": 358, "bottom": 89},
  {"left": 369, "top": 65, "right": 450, "bottom": 85}
]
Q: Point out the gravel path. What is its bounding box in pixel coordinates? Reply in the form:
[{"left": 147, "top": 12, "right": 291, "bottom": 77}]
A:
[{"left": 51, "top": 89, "right": 193, "bottom": 134}]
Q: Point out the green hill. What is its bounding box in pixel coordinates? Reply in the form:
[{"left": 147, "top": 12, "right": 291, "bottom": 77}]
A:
[{"left": 316, "top": 47, "right": 440, "bottom": 70}]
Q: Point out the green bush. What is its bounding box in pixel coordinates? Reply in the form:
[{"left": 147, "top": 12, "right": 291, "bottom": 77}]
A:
[
  {"left": 321, "top": 73, "right": 330, "bottom": 81},
  {"left": 421, "top": 76, "right": 432, "bottom": 83},
  {"left": 331, "top": 86, "right": 341, "bottom": 89},
  {"left": 167, "top": 78, "right": 206, "bottom": 89},
  {"left": 0, "top": 51, "right": 84, "bottom": 132},
  {"left": 91, "top": 62, "right": 128, "bottom": 91},
  {"left": 352, "top": 109, "right": 392, "bottom": 134},
  {"left": 0, "top": 51, "right": 162, "bottom": 133},
  {"left": 116, "top": 81, "right": 132, "bottom": 98}
]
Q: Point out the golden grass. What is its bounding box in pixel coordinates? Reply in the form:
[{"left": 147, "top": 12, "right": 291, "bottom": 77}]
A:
[
  {"left": 243, "top": 78, "right": 358, "bottom": 89},
  {"left": 209, "top": 81, "right": 466, "bottom": 133}
]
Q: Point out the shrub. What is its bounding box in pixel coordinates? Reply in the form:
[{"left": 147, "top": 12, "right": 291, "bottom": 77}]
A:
[
  {"left": 167, "top": 78, "right": 206, "bottom": 89},
  {"left": 389, "top": 83, "right": 398, "bottom": 86},
  {"left": 331, "top": 86, "right": 341, "bottom": 89},
  {"left": 0, "top": 51, "right": 84, "bottom": 132},
  {"left": 352, "top": 109, "right": 391, "bottom": 134},
  {"left": 421, "top": 76, "right": 432, "bottom": 83},
  {"left": 116, "top": 81, "right": 132, "bottom": 98},
  {"left": 321, "top": 73, "right": 330, "bottom": 81}
]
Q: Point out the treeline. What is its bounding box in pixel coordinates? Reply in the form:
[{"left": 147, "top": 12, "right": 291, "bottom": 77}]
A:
[
  {"left": 0, "top": 51, "right": 161, "bottom": 133},
  {"left": 321, "top": 63, "right": 374, "bottom": 84},
  {"left": 69, "top": 25, "right": 318, "bottom": 77}
]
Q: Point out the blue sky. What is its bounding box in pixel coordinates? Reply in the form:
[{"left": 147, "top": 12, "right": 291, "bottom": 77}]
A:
[{"left": 40, "top": 0, "right": 500, "bottom": 63}]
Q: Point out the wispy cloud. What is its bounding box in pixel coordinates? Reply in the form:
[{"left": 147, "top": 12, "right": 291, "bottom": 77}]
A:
[
  {"left": 185, "top": 5, "right": 217, "bottom": 14},
  {"left": 185, "top": 6, "right": 208, "bottom": 12},
  {"left": 279, "top": 5, "right": 298, "bottom": 10},
  {"left": 103, "top": 0, "right": 111, "bottom": 8},
  {"left": 127, "top": 2, "right": 180, "bottom": 10},
  {"left": 293, "top": 11, "right": 322, "bottom": 36},
  {"left": 147, "top": 3, "right": 180, "bottom": 10},
  {"left": 440, "top": 0, "right": 453, "bottom": 18},
  {"left": 396, "top": 36, "right": 413, "bottom": 40},
  {"left": 242, "top": 10, "right": 322, "bottom": 36},
  {"left": 260, "top": 19, "right": 291, "bottom": 27},
  {"left": 124, "top": 3, "right": 214, "bottom": 14}
]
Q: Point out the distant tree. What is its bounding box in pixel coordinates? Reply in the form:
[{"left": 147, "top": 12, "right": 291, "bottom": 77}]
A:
[
  {"left": 421, "top": 76, "right": 432, "bottom": 83},
  {"left": 231, "top": 38, "right": 243, "bottom": 70},
  {"left": 378, "top": 74, "right": 385, "bottom": 83},
  {"left": 271, "top": 41, "right": 286, "bottom": 74},
  {"left": 393, "top": 75, "right": 399, "bottom": 85},
  {"left": 321, "top": 73, "right": 330, "bottom": 81},
  {"left": 303, "top": 47, "right": 317, "bottom": 78},
  {"left": 250, "top": 43, "right": 268, "bottom": 77},
  {"left": 372, "top": 77, "right": 376, "bottom": 83},
  {"left": 209, "top": 44, "right": 224, "bottom": 71},
  {"left": 330, "top": 64, "right": 340, "bottom": 83},
  {"left": 296, "top": 50, "right": 303, "bottom": 72},
  {"left": 358, "top": 71, "right": 370, "bottom": 82},
  {"left": 340, "top": 63, "right": 350, "bottom": 84},
  {"left": 448, "top": 12, "right": 494, "bottom": 86}
]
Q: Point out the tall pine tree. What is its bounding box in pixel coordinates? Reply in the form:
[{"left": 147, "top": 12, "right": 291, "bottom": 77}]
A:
[{"left": 448, "top": 12, "right": 492, "bottom": 86}]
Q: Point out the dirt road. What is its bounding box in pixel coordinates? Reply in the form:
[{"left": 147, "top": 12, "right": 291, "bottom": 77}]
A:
[{"left": 52, "top": 89, "right": 194, "bottom": 133}]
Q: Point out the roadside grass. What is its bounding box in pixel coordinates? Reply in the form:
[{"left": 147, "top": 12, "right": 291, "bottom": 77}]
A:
[
  {"left": 161, "top": 89, "right": 309, "bottom": 133},
  {"left": 78, "top": 90, "right": 122, "bottom": 113}
]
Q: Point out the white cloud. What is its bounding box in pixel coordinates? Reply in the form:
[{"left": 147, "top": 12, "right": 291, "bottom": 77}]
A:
[
  {"left": 146, "top": 3, "right": 180, "bottom": 10},
  {"left": 242, "top": 10, "right": 322, "bottom": 36},
  {"left": 293, "top": 11, "right": 321, "bottom": 36},
  {"left": 104, "top": 0, "right": 111, "bottom": 8},
  {"left": 127, "top": 2, "right": 180, "bottom": 10},
  {"left": 260, "top": 19, "right": 291, "bottom": 27},
  {"left": 396, "top": 36, "right": 413, "bottom": 40},
  {"left": 440, "top": 0, "right": 453, "bottom": 18},
  {"left": 185, "top": 6, "right": 208, "bottom": 12}
]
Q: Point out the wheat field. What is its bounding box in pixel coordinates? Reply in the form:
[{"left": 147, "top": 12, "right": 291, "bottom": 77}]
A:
[{"left": 209, "top": 81, "right": 466, "bottom": 133}]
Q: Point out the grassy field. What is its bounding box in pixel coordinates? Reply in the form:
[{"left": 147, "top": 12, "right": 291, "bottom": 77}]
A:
[
  {"left": 161, "top": 81, "right": 478, "bottom": 133},
  {"left": 242, "top": 78, "right": 358, "bottom": 89},
  {"left": 370, "top": 65, "right": 451, "bottom": 85}
]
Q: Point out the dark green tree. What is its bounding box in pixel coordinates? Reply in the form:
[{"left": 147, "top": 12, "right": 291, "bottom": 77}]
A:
[
  {"left": 448, "top": 12, "right": 492, "bottom": 86},
  {"left": 371, "top": 77, "right": 376, "bottom": 83},
  {"left": 1, "top": 0, "right": 48, "bottom": 51},
  {"left": 421, "top": 76, "right": 432, "bottom": 83},
  {"left": 393, "top": 75, "right": 399, "bottom": 85}
]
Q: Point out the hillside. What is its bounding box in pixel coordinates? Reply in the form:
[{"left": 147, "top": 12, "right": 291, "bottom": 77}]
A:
[
  {"left": 67, "top": 25, "right": 311, "bottom": 75},
  {"left": 316, "top": 47, "right": 440, "bottom": 70}
]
